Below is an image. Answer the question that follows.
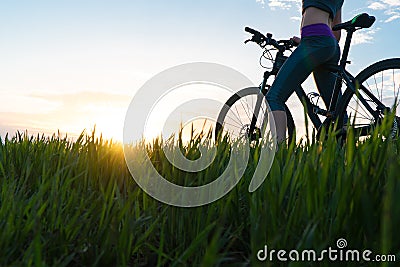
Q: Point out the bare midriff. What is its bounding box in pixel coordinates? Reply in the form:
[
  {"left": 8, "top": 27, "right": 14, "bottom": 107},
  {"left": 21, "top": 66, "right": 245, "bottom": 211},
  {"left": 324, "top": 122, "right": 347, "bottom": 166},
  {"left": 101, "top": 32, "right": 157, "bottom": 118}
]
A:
[{"left": 301, "top": 7, "right": 333, "bottom": 28}]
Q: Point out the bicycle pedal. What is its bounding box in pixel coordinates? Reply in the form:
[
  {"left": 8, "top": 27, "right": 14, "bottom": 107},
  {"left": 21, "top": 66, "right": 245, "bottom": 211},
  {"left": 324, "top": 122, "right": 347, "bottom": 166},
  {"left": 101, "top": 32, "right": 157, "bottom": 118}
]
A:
[{"left": 313, "top": 107, "right": 334, "bottom": 117}]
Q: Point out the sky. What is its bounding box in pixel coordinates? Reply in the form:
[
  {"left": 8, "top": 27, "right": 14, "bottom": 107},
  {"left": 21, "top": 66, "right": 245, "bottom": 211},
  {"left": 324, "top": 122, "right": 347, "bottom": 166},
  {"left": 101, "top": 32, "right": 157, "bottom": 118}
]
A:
[{"left": 1, "top": 0, "right": 399, "bottom": 141}]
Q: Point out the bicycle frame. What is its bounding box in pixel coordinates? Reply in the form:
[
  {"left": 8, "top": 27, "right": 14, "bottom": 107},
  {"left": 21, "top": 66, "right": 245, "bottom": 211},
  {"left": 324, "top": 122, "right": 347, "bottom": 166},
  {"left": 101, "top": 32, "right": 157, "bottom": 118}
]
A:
[{"left": 249, "top": 27, "right": 389, "bottom": 136}]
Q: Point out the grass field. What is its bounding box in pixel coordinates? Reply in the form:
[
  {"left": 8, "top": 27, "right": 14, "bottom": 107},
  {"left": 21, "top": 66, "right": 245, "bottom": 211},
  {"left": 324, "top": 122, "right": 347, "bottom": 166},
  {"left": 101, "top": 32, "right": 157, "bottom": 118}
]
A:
[{"left": 1, "top": 121, "right": 400, "bottom": 266}]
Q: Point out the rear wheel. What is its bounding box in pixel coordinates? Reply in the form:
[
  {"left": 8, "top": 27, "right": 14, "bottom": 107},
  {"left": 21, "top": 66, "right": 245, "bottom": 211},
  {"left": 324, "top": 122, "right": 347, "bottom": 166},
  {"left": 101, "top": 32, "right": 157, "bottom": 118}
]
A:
[
  {"left": 337, "top": 58, "right": 400, "bottom": 138},
  {"left": 215, "top": 87, "right": 295, "bottom": 143}
]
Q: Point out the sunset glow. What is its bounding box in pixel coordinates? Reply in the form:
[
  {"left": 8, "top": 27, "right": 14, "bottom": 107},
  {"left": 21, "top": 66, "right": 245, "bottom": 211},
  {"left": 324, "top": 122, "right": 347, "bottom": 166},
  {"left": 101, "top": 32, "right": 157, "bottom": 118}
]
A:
[{"left": 1, "top": 1, "right": 399, "bottom": 141}]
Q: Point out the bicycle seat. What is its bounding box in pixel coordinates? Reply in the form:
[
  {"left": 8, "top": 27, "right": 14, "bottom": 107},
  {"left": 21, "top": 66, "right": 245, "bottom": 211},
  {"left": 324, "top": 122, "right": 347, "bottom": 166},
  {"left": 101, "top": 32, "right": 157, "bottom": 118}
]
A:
[{"left": 332, "top": 13, "right": 375, "bottom": 31}]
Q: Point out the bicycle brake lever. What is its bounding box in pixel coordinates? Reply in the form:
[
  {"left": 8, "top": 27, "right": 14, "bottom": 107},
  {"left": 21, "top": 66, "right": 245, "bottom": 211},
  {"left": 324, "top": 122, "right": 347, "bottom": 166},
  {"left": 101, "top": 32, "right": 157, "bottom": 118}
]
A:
[{"left": 244, "top": 39, "right": 251, "bottom": 44}]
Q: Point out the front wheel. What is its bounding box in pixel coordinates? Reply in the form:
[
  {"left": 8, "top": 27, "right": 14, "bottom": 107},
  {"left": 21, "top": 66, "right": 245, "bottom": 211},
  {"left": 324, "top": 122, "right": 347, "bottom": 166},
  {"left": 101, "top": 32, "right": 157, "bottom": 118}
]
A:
[
  {"left": 215, "top": 87, "right": 295, "bottom": 143},
  {"left": 337, "top": 58, "right": 400, "bottom": 138}
]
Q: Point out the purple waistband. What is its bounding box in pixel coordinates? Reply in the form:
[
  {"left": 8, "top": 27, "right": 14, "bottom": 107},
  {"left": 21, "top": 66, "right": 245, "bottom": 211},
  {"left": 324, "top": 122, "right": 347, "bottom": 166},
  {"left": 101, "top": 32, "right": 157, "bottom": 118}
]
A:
[{"left": 301, "top": 23, "right": 335, "bottom": 39}]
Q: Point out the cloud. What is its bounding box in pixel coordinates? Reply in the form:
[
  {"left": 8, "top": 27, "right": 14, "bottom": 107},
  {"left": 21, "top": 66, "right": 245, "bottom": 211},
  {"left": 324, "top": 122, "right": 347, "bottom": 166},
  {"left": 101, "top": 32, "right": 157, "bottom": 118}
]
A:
[
  {"left": 259, "top": 1, "right": 400, "bottom": 23},
  {"left": 290, "top": 16, "right": 302, "bottom": 21},
  {"left": 256, "top": 0, "right": 265, "bottom": 5},
  {"left": 368, "top": 0, "right": 400, "bottom": 22},
  {"left": 368, "top": 2, "right": 387, "bottom": 10},
  {"left": 271, "top": 0, "right": 301, "bottom": 10},
  {"left": 0, "top": 91, "right": 131, "bottom": 140},
  {"left": 338, "top": 28, "right": 379, "bottom": 47},
  {"left": 382, "top": 0, "right": 400, "bottom": 6},
  {"left": 0, "top": 92, "right": 61, "bottom": 114},
  {"left": 256, "top": 0, "right": 301, "bottom": 11},
  {"left": 352, "top": 29, "right": 378, "bottom": 45},
  {"left": 385, "top": 14, "right": 400, "bottom": 22}
]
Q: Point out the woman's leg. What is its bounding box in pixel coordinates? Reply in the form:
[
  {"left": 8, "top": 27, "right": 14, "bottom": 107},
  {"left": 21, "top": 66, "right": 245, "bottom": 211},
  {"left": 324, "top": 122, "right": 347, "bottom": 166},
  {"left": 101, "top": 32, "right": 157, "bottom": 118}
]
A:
[
  {"left": 271, "top": 110, "right": 287, "bottom": 143},
  {"left": 313, "top": 66, "right": 338, "bottom": 109},
  {"left": 266, "top": 36, "right": 339, "bottom": 142},
  {"left": 312, "top": 45, "right": 348, "bottom": 124}
]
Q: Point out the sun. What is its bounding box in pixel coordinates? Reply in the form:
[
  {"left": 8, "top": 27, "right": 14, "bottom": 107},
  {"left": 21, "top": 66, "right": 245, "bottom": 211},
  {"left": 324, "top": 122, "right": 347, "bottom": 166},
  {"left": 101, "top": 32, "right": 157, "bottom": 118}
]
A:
[{"left": 84, "top": 105, "right": 126, "bottom": 142}]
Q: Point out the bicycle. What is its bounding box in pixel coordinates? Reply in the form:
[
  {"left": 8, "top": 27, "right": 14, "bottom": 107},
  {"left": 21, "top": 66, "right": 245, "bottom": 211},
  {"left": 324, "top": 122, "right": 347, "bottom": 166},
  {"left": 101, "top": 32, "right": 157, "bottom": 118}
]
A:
[{"left": 215, "top": 13, "right": 400, "bottom": 143}]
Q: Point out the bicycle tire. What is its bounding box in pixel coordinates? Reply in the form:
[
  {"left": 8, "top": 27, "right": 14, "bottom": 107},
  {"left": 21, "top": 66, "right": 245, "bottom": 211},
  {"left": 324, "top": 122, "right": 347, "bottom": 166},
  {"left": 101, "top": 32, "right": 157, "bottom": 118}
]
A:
[
  {"left": 215, "top": 87, "right": 295, "bottom": 143},
  {"left": 336, "top": 58, "right": 400, "bottom": 137}
]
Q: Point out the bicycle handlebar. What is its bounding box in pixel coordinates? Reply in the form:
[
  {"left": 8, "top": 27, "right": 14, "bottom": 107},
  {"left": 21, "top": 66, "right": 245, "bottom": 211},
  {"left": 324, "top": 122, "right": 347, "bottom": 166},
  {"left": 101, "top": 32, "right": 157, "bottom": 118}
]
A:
[{"left": 244, "top": 27, "right": 298, "bottom": 51}]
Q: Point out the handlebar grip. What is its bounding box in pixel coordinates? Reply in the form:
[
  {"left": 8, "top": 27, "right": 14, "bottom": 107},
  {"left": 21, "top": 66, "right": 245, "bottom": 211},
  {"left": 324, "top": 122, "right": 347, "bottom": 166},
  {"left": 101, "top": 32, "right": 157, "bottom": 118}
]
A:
[
  {"left": 290, "top": 40, "right": 299, "bottom": 47},
  {"left": 245, "top": 27, "right": 260, "bottom": 35}
]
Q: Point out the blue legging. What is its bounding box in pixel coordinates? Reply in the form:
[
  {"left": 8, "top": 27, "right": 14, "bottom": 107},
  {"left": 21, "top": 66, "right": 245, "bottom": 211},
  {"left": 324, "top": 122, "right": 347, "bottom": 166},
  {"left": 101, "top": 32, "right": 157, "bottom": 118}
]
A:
[{"left": 266, "top": 35, "right": 340, "bottom": 111}]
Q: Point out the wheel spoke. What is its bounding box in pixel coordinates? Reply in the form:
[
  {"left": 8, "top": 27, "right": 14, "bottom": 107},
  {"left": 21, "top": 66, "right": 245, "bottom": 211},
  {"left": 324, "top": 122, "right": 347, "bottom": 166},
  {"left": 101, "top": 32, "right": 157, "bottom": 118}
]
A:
[
  {"left": 233, "top": 105, "right": 247, "bottom": 126},
  {"left": 340, "top": 59, "right": 400, "bottom": 139},
  {"left": 223, "top": 116, "right": 245, "bottom": 128},
  {"left": 348, "top": 104, "right": 372, "bottom": 121},
  {"left": 238, "top": 97, "right": 253, "bottom": 122},
  {"left": 373, "top": 74, "right": 381, "bottom": 101},
  {"left": 222, "top": 120, "right": 244, "bottom": 129},
  {"left": 350, "top": 96, "right": 373, "bottom": 121}
]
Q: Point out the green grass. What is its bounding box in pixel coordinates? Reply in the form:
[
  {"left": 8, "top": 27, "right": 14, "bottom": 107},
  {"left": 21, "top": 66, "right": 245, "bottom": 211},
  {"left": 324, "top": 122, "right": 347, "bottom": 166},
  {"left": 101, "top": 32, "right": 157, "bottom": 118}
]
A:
[{"left": 0, "top": 121, "right": 400, "bottom": 266}]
